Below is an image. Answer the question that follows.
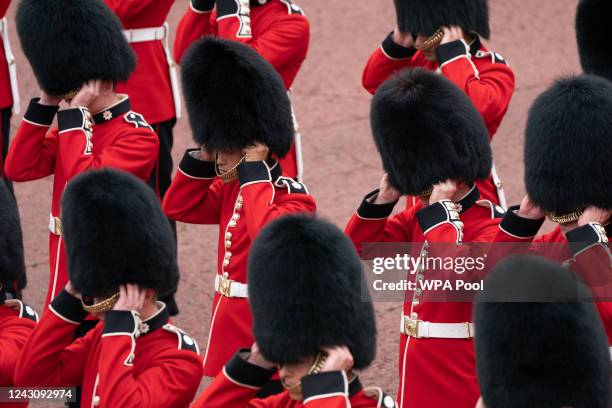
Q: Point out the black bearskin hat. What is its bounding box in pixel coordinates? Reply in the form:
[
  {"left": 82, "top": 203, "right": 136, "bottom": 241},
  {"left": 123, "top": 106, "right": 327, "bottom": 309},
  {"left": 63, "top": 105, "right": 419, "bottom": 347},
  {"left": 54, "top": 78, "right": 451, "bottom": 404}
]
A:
[
  {"left": 525, "top": 75, "right": 612, "bottom": 214},
  {"left": 576, "top": 0, "right": 612, "bottom": 81},
  {"left": 371, "top": 68, "right": 491, "bottom": 195},
  {"left": 0, "top": 182, "right": 25, "bottom": 286},
  {"left": 248, "top": 215, "right": 376, "bottom": 368},
  {"left": 181, "top": 37, "right": 293, "bottom": 157},
  {"left": 394, "top": 0, "right": 490, "bottom": 39},
  {"left": 16, "top": 0, "right": 135, "bottom": 96},
  {"left": 61, "top": 169, "right": 178, "bottom": 298},
  {"left": 475, "top": 255, "right": 610, "bottom": 408}
]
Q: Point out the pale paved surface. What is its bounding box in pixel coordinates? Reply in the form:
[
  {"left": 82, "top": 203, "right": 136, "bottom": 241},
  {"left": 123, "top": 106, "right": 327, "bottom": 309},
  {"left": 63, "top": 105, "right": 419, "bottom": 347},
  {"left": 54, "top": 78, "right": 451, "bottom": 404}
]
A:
[{"left": 6, "top": 0, "right": 580, "bottom": 403}]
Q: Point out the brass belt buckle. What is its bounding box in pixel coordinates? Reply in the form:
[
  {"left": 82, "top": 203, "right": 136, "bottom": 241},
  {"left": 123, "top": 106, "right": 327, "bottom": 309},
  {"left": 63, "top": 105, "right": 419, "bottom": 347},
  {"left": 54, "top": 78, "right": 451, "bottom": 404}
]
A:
[
  {"left": 219, "top": 273, "right": 232, "bottom": 297},
  {"left": 404, "top": 317, "right": 420, "bottom": 338}
]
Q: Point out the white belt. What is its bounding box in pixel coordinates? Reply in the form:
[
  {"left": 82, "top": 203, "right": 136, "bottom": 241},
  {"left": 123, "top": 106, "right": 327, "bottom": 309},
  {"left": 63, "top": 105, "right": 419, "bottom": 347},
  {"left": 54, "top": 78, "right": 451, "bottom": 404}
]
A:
[
  {"left": 122, "top": 24, "right": 182, "bottom": 119},
  {"left": 288, "top": 89, "right": 303, "bottom": 182},
  {"left": 0, "top": 17, "right": 20, "bottom": 115},
  {"left": 214, "top": 274, "right": 248, "bottom": 298},
  {"left": 49, "top": 214, "right": 63, "bottom": 236},
  {"left": 401, "top": 315, "right": 473, "bottom": 339}
]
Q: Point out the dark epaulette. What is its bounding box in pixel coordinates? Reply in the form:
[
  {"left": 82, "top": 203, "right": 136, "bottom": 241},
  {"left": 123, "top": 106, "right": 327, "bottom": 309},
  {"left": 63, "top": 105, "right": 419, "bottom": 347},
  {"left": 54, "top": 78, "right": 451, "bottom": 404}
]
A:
[
  {"left": 363, "top": 386, "right": 398, "bottom": 408},
  {"left": 281, "top": 0, "right": 305, "bottom": 16},
  {"left": 474, "top": 49, "right": 508, "bottom": 66},
  {"left": 162, "top": 323, "right": 200, "bottom": 354},
  {"left": 476, "top": 200, "right": 506, "bottom": 218},
  {"left": 8, "top": 299, "right": 39, "bottom": 322},
  {"left": 124, "top": 111, "right": 153, "bottom": 131},
  {"left": 275, "top": 176, "right": 309, "bottom": 194}
]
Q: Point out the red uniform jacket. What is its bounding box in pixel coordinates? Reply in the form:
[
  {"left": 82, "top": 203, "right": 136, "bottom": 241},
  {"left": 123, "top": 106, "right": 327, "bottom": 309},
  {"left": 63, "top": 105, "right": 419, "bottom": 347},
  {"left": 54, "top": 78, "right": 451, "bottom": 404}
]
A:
[
  {"left": 0, "top": 0, "right": 12, "bottom": 111},
  {"left": 4, "top": 98, "right": 158, "bottom": 307},
  {"left": 174, "top": 0, "right": 310, "bottom": 178},
  {"left": 194, "top": 350, "right": 395, "bottom": 408},
  {"left": 14, "top": 290, "right": 203, "bottom": 408},
  {"left": 105, "top": 0, "right": 176, "bottom": 125},
  {"left": 494, "top": 208, "right": 612, "bottom": 343},
  {"left": 162, "top": 150, "right": 316, "bottom": 376},
  {"left": 345, "top": 186, "right": 503, "bottom": 408},
  {"left": 362, "top": 35, "right": 515, "bottom": 205},
  {"left": 0, "top": 299, "right": 37, "bottom": 408}
]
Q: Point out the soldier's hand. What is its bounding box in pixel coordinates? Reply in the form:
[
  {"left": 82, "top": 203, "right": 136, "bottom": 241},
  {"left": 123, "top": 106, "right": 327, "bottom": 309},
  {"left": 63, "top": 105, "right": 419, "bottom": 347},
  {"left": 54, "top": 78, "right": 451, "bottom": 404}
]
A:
[
  {"left": 374, "top": 173, "right": 401, "bottom": 204},
  {"left": 517, "top": 195, "right": 546, "bottom": 220},
  {"left": 112, "top": 284, "right": 146, "bottom": 313},
  {"left": 440, "top": 26, "right": 464, "bottom": 45},
  {"left": 578, "top": 206, "right": 612, "bottom": 227},
  {"left": 64, "top": 281, "right": 82, "bottom": 300},
  {"left": 429, "top": 179, "right": 458, "bottom": 204},
  {"left": 247, "top": 343, "right": 276, "bottom": 370},
  {"left": 39, "top": 91, "right": 62, "bottom": 106},
  {"left": 320, "top": 346, "right": 354, "bottom": 373},
  {"left": 69, "top": 80, "right": 103, "bottom": 108},
  {"left": 392, "top": 25, "right": 414, "bottom": 48},
  {"left": 243, "top": 142, "right": 270, "bottom": 162}
]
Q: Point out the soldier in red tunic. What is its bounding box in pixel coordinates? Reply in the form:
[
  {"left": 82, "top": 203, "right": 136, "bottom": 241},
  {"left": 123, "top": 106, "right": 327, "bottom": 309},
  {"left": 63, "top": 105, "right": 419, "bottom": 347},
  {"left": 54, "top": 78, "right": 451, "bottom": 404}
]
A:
[
  {"left": 14, "top": 169, "right": 203, "bottom": 408},
  {"left": 6, "top": 0, "right": 158, "bottom": 309},
  {"left": 104, "top": 0, "right": 182, "bottom": 316},
  {"left": 162, "top": 37, "right": 316, "bottom": 380},
  {"left": 345, "top": 68, "right": 503, "bottom": 408},
  {"left": 492, "top": 75, "right": 612, "bottom": 346},
  {"left": 195, "top": 215, "right": 396, "bottom": 408},
  {"left": 474, "top": 256, "right": 611, "bottom": 408},
  {"left": 174, "top": 0, "right": 310, "bottom": 180},
  {"left": 0, "top": 180, "right": 37, "bottom": 408},
  {"left": 0, "top": 0, "right": 25, "bottom": 299},
  {"left": 362, "top": 0, "right": 515, "bottom": 208}
]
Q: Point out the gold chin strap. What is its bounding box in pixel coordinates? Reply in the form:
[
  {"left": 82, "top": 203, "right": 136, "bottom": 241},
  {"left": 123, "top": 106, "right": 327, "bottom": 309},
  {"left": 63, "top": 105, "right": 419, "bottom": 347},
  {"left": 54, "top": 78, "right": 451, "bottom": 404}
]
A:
[
  {"left": 280, "top": 352, "right": 328, "bottom": 390},
  {"left": 216, "top": 155, "right": 246, "bottom": 184},
  {"left": 61, "top": 89, "right": 81, "bottom": 100},
  {"left": 549, "top": 209, "right": 584, "bottom": 225},
  {"left": 415, "top": 29, "right": 444, "bottom": 51},
  {"left": 81, "top": 292, "right": 120, "bottom": 314},
  {"left": 416, "top": 186, "right": 434, "bottom": 199}
]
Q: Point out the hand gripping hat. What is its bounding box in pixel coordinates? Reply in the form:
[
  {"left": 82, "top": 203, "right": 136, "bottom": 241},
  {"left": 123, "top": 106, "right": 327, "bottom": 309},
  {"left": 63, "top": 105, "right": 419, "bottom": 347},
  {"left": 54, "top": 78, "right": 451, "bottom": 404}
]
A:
[
  {"left": 16, "top": 0, "right": 135, "bottom": 97},
  {"left": 576, "top": 0, "right": 612, "bottom": 81},
  {"left": 525, "top": 75, "right": 612, "bottom": 215},
  {"left": 371, "top": 68, "right": 492, "bottom": 196},
  {"left": 61, "top": 169, "right": 179, "bottom": 298},
  {"left": 0, "top": 182, "right": 25, "bottom": 291},
  {"left": 181, "top": 37, "right": 294, "bottom": 157},
  {"left": 475, "top": 255, "right": 610, "bottom": 408},
  {"left": 248, "top": 215, "right": 377, "bottom": 368},
  {"left": 394, "top": 0, "right": 490, "bottom": 39}
]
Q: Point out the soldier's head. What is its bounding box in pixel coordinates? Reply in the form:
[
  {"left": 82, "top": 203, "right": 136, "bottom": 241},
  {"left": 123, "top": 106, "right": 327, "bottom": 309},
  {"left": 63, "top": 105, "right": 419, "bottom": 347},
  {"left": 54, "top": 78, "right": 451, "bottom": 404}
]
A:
[
  {"left": 525, "top": 75, "right": 612, "bottom": 226},
  {"left": 371, "top": 68, "right": 491, "bottom": 198},
  {"left": 576, "top": 0, "right": 612, "bottom": 82},
  {"left": 0, "top": 182, "right": 25, "bottom": 304},
  {"left": 61, "top": 169, "right": 178, "bottom": 318},
  {"left": 16, "top": 0, "right": 135, "bottom": 99},
  {"left": 248, "top": 215, "right": 377, "bottom": 401},
  {"left": 394, "top": 0, "right": 489, "bottom": 60},
  {"left": 474, "top": 255, "right": 610, "bottom": 408},
  {"left": 182, "top": 37, "right": 294, "bottom": 176}
]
